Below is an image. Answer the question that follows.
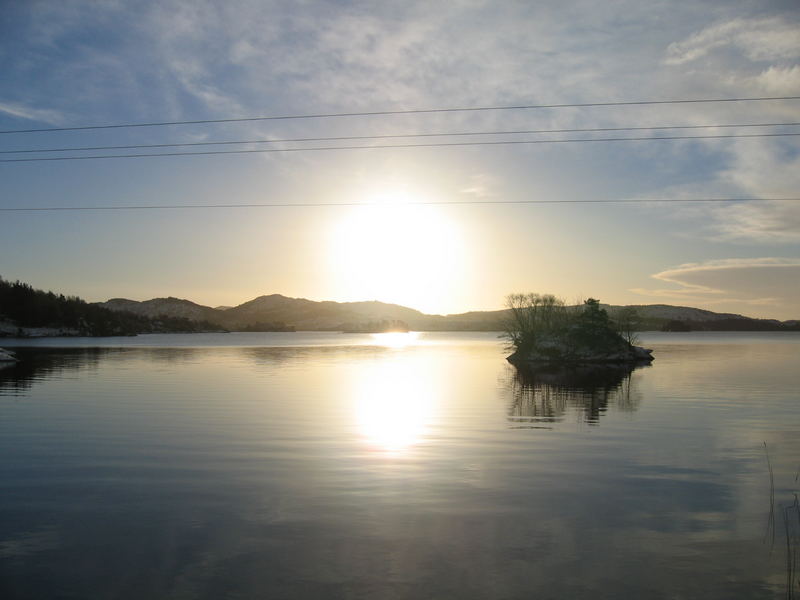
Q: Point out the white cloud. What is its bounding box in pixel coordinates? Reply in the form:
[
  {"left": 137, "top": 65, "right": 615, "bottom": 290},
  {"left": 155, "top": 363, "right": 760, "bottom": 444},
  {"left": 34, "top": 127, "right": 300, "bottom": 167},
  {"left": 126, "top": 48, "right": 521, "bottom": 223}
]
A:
[
  {"left": 664, "top": 17, "right": 800, "bottom": 65},
  {"left": 621, "top": 138, "right": 800, "bottom": 244},
  {"left": 631, "top": 258, "right": 800, "bottom": 317},
  {"left": 3, "top": 0, "right": 800, "bottom": 320},
  {"left": 753, "top": 64, "right": 800, "bottom": 94},
  {"left": 709, "top": 200, "right": 800, "bottom": 243},
  {"left": 0, "top": 101, "right": 64, "bottom": 125},
  {"left": 652, "top": 14, "right": 800, "bottom": 245},
  {"left": 706, "top": 138, "right": 800, "bottom": 242},
  {"left": 459, "top": 173, "right": 495, "bottom": 200}
]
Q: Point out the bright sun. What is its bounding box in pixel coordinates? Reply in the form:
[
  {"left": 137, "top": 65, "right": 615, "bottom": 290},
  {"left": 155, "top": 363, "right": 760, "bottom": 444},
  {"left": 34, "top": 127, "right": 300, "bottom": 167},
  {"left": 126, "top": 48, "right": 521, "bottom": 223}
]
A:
[{"left": 327, "top": 190, "right": 465, "bottom": 313}]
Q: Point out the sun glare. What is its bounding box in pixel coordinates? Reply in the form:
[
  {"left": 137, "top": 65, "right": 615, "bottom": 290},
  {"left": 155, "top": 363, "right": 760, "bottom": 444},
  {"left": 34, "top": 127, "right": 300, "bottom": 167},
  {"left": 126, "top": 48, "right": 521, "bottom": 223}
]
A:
[
  {"left": 370, "top": 331, "right": 419, "bottom": 348},
  {"left": 353, "top": 360, "right": 437, "bottom": 454},
  {"left": 326, "top": 190, "right": 466, "bottom": 313}
]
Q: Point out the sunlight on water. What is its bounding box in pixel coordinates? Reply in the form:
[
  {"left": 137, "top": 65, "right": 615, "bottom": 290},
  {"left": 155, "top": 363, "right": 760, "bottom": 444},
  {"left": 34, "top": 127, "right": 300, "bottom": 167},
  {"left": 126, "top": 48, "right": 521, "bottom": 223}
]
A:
[
  {"left": 1, "top": 332, "right": 799, "bottom": 599},
  {"left": 369, "top": 331, "right": 419, "bottom": 348},
  {"left": 352, "top": 356, "right": 437, "bottom": 454}
]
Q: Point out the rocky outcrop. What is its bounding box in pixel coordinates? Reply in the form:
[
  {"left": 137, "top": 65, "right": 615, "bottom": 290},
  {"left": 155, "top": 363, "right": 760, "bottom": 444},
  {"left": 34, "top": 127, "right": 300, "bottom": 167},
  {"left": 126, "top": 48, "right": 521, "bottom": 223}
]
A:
[
  {"left": 507, "top": 338, "right": 653, "bottom": 365},
  {"left": 0, "top": 320, "right": 82, "bottom": 338}
]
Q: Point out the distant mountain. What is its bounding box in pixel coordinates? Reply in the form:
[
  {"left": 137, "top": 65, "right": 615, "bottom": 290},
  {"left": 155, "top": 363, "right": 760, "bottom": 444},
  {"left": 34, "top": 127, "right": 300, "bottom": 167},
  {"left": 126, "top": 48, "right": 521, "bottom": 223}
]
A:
[
  {"left": 95, "top": 294, "right": 799, "bottom": 332},
  {"left": 99, "top": 294, "right": 427, "bottom": 331},
  {"left": 432, "top": 303, "right": 793, "bottom": 331},
  {"left": 23, "top": 276, "right": 787, "bottom": 337},
  {"left": 0, "top": 279, "right": 223, "bottom": 337},
  {"left": 607, "top": 304, "right": 755, "bottom": 323},
  {"left": 223, "top": 295, "right": 425, "bottom": 330},
  {"left": 102, "top": 297, "right": 222, "bottom": 323}
]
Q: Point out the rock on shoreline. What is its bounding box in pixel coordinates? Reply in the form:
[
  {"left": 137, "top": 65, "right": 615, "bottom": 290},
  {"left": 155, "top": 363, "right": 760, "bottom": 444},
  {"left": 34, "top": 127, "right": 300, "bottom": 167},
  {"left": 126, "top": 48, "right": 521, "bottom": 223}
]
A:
[
  {"left": 507, "top": 341, "right": 654, "bottom": 365},
  {"left": 1, "top": 323, "right": 82, "bottom": 338}
]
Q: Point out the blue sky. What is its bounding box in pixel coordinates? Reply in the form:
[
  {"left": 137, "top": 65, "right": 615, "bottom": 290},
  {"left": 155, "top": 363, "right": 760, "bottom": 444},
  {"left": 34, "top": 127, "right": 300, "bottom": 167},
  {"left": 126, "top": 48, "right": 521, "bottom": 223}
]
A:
[{"left": 1, "top": 0, "right": 799, "bottom": 318}]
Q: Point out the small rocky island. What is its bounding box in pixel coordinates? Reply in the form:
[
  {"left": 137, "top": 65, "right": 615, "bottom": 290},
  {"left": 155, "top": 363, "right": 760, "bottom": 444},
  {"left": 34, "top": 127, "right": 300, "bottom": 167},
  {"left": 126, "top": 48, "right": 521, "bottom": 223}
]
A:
[{"left": 504, "top": 295, "right": 654, "bottom": 365}]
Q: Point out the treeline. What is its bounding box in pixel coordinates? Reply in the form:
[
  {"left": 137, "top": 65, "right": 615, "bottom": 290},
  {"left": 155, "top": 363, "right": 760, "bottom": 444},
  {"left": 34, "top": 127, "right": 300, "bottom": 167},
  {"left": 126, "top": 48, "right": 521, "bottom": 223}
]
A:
[
  {"left": 661, "top": 318, "right": 800, "bottom": 332},
  {"left": 0, "top": 277, "right": 222, "bottom": 336},
  {"left": 237, "top": 321, "right": 296, "bottom": 332}
]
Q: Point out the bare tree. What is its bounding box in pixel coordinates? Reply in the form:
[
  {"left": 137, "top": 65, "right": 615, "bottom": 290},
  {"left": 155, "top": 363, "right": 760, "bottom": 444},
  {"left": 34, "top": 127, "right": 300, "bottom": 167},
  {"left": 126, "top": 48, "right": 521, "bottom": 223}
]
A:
[
  {"left": 614, "top": 306, "right": 641, "bottom": 345},
  {"left": 502, "top": 293, "right": 567, "bottom": 351}
]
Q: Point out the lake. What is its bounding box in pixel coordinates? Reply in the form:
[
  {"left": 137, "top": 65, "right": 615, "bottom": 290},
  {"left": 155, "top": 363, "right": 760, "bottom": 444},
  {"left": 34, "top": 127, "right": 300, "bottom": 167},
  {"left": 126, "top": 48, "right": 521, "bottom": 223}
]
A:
[{"left": 1, "top": 331, "right": 798, "bottom": 599}]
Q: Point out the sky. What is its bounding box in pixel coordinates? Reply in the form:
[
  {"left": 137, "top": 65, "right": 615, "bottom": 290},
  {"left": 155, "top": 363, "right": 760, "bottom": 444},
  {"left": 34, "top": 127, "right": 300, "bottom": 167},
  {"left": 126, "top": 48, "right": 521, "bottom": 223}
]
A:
[{"left": 0, "top": 0, "right": 799, "bottom": 319}]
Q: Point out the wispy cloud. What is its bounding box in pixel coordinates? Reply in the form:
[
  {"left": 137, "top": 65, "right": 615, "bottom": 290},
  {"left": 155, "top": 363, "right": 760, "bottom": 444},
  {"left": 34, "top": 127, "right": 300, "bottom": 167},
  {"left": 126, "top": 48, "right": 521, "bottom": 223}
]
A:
[
  {"left": 1, "top": 1, "right": 798, "bottom": 317},
  {"left": 664, "top": 17, "right": 800, "bottom": 65},
  {"left": 631, "top": 258, "right": 800, "bottom": 316},
  {"left": 0, "top": 101, "right": 64, "bottom": 125},
  {"left": 753, "top": 64, "right": 800, "bottom": 94},
  {"left": 459, "top": 173, "right": 495, "bottom": 200},
  {"left": 709, "top": 200, "right": 800, "bottom": 243},
  {"left": 651, "top": 13, "right": 800, "bottom": 245},
  {"left": 706, "top": 139, "right": 800, "bottom": 243}
]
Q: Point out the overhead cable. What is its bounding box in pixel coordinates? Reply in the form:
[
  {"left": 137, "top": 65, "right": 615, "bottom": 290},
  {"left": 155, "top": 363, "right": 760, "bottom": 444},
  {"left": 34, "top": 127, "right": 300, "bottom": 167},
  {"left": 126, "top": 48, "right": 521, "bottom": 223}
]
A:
[
  {"left": 2, "top": 121, "right": 798, "bottom": 155},
  {"left": 2, "top": 198, "right": 799, "bottom": 212},
  {"left": 1, "top": 132, "right": 798, "bottom": 163},
  {"left": 1, "top": 95, "right": 798, "bottom": 135}
]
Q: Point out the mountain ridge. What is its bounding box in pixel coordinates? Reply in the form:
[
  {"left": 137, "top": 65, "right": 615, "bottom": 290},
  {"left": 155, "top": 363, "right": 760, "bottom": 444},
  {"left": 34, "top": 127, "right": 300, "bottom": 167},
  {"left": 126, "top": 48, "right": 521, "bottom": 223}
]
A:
[{"left": 96, "top": 294, "right": 798, "bottom": 332}]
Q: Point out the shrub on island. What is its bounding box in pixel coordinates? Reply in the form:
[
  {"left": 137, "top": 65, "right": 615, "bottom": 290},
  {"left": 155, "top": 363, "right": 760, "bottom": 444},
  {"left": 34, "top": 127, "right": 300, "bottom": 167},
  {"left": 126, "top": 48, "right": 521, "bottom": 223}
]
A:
[{"left": 503, "top": 294, "right": 653, "bottom": 364}]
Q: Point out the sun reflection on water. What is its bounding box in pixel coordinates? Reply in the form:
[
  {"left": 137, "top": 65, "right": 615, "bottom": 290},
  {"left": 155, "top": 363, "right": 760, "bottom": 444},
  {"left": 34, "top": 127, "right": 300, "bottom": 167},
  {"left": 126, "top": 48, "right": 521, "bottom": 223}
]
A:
[
  {"left": 369, "top": 331, "right": 419, "bottom": 348},
  {"left": 353, "top": 359, "right": 436, "bottom": 454}
]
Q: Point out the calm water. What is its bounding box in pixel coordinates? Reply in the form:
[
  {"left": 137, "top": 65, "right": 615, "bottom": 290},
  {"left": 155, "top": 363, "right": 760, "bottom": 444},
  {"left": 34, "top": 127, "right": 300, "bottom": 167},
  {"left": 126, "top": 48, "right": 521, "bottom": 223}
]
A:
[{"left": 1, "top": 331, "right": 798, "bottom": 599}]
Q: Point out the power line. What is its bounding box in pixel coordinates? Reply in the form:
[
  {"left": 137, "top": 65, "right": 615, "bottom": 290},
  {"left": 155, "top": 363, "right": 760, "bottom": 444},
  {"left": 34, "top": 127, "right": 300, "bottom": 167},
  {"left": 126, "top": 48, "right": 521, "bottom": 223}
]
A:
[
  {"left": 2, "top": 198, "right": 798, "bottom": 212},
  {"left": 1, "top": 96, "right": 798, "bottom": 135},
  {"left": 1, "top": 132, "right": 797, "bottom": 163},
  {"left": 2, "top": 121, "right": 798, "bottom": 155}
]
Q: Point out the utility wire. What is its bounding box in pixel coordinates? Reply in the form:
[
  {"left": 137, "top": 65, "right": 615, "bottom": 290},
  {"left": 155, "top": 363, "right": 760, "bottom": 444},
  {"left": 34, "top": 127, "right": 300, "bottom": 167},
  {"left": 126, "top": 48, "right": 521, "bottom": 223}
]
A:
[
  {"left": 2, "top": 121, "right": 798, "bottom": 155},
  {"left": 1, "top": 95, "right": 799, "bottom": 135},
  {"left": 2, "top": 198, "right": 799, "bottom": 212},
  {"left": 1, "top": 132, "right": 798, "bottom": 163}
]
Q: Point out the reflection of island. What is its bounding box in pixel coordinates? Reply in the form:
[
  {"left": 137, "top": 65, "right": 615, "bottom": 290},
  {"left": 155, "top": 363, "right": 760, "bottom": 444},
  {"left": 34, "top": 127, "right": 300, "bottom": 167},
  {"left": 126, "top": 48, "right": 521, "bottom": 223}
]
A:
[
  {"left": 507, "top": 361, "right": 649, "bottom": 426},
  {"left": 341, "top": 319, "right": 410, "bottom": 333},
  {"left": 236, "top": 321, "right": 296, "bottom": 332},
  {"left": 0, "top": 348, "right": 106, "bottom": 396}
]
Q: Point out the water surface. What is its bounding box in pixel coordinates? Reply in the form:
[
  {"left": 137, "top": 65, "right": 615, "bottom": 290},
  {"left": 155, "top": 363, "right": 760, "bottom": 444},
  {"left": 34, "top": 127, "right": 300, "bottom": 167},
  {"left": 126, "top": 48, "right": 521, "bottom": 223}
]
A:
[{"left": 1, "top": 332, "right": 798, "bottom": 599}]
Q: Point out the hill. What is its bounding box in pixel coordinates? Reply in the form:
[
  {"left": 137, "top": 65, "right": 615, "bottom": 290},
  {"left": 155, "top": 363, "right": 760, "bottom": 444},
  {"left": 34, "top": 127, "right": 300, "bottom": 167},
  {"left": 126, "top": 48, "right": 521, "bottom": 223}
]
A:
[
  {"left": 97, "top": 294, "right": 798, "bottom": 332},
  {"left": 103, "top": 297, "right": 222, "bottom": 323},
  {"left": 5, "top": 278, "right": 793, "bottom": 335},
  {"left": 0, "top": 278, "right": 224, "bottom": 337},
  {"left": 99, "top": 294, "right": 425, "bottom": 331}
]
